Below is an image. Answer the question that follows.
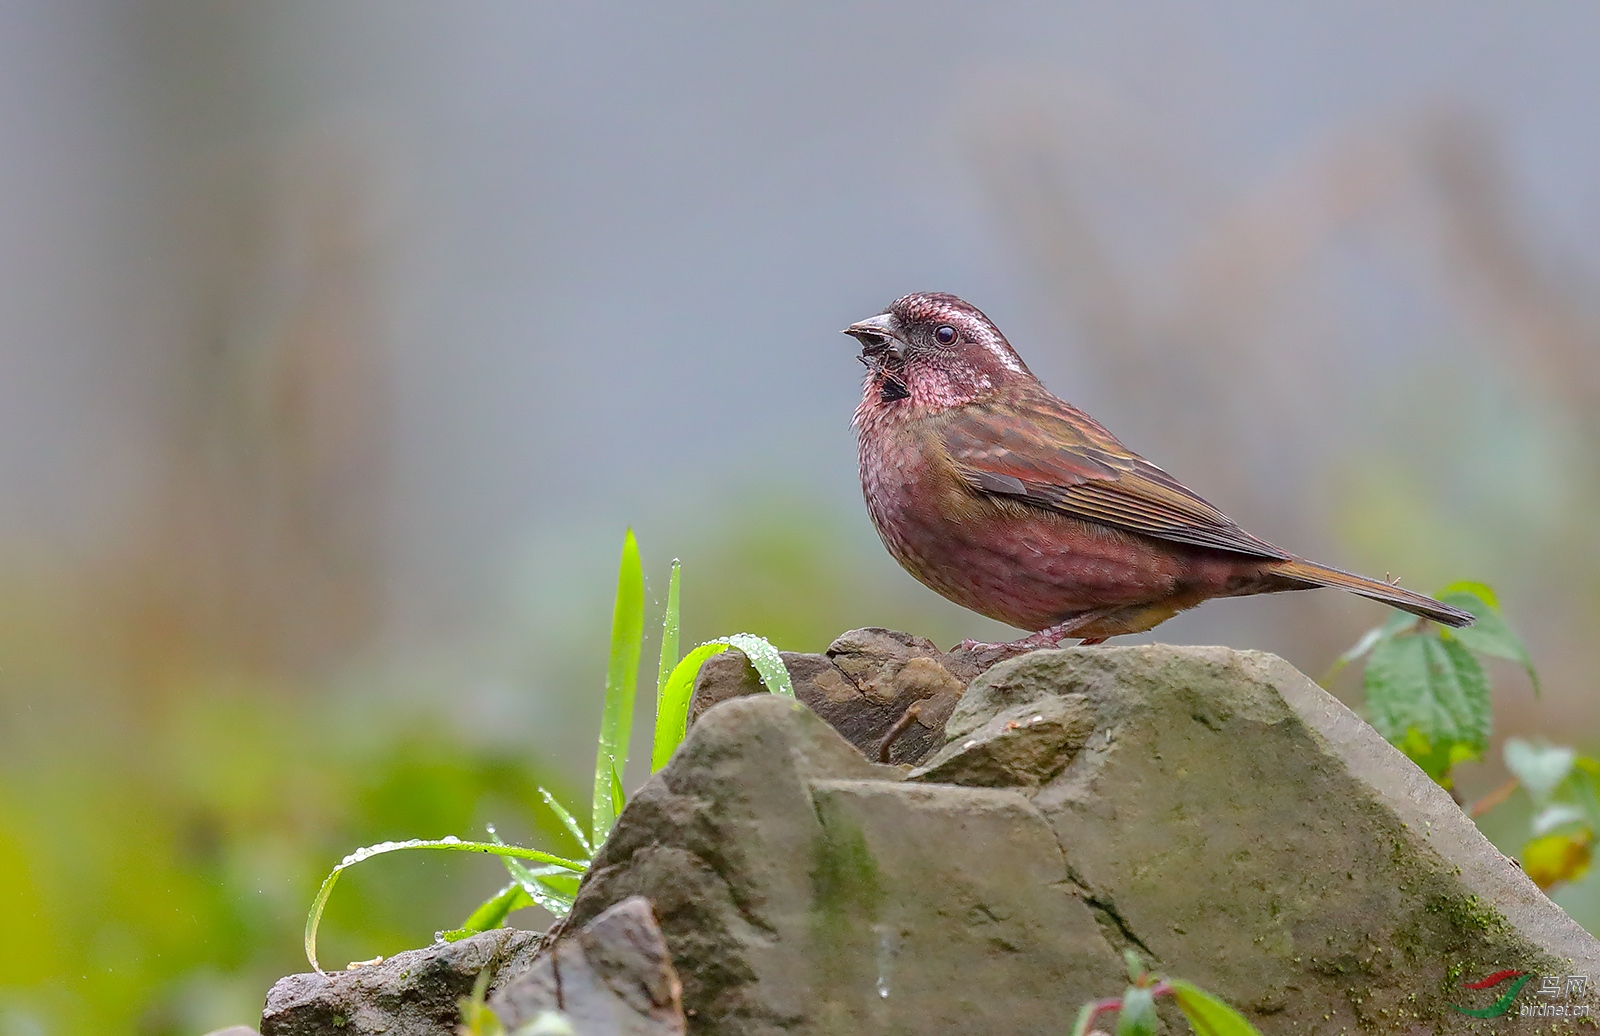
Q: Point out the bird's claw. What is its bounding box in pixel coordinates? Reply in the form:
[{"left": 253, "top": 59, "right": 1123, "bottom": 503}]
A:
[{"left": 955, "top": 625, "right": 1102, "bottom": 658}]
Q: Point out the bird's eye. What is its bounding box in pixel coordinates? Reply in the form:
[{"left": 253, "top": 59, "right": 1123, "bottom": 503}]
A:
[{"left": 934, "top": 324, "right": 957, "bottom": 345}]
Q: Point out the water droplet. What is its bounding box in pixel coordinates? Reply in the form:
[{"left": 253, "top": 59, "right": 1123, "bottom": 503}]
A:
[{"left": 874, "top": 923, "right": 897, "bottom": 1000}]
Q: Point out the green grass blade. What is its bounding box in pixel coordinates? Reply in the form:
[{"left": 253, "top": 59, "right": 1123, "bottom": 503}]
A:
[
  {"left": 303, "top": 837, "right": 587, "bottom": 973},
  {"left": 727, "top": 633, "right": 794, "bottom": 697},
  {"left": 537, "top": 788, "right": 593, "bottom": 857},
  {"left": 456, "top": 880, "right": 534, "bottom": 936},
  {"left": 651, "top": 641, "right": 733, "bottom": 771},
  {"left": 593, "top": 529, "right": 645, "bottom": 847},
  {"left": 650, "top": 634, "right": 794, "bottom": 771},
  {"left": 656, "top": 559, "right": 682, "bottom": 703},
  {"left": 500, "top": 855, "right": 578, "bottom": 917}
]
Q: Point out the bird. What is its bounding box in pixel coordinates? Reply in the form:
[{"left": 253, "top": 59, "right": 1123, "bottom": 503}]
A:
[{"left": 844, "top": 291, "right": 1474, "bottom": 651}]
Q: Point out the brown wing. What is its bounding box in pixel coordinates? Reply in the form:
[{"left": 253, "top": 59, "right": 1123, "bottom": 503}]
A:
[{"left": 940, "top": 392, "right": 1289, "bottom": 560}]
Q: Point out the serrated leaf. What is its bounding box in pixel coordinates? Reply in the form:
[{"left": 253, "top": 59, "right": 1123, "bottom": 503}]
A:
[
  {"left": 1521, "top": 830, "right": 1594, "bottom": 890},
  {"left": 1170, "top": 979, "right": 1266, "bottom": 1036},
  {"left": 1395, "top": 728, "right": 1480, "bottom": 786},
  {"left": 1504, "top": 739, "right": 1576, "bottom": 801},
  {"left": 1115, "top": 985, "right": 1159, "bottom": 1036},
  {"left": 593, "top": 529, "right": 645, "bottom": 846},
  {"left": 1365, "top": 634, "right": 1490, "bottom": 765},
  {"left": 1437, "top": 591, "right": 1539, "bottom": 693},
  {"left": 1436, "top": 580, "right": 1499, "bottom": 610},
  {"left": 1322, "top": 611, "right": 1412, "bottom": 686}
]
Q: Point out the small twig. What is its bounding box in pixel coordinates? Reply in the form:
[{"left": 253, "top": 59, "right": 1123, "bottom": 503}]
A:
[
  {"left": 1082, "top": 996, "right": 1125, "bottom": 1032},
  {"left": 1471, "top": 778, "right": 1520, "bottom": 818},
  {"left": 877, "top": 701, "right": 924, "bottom": 763}
]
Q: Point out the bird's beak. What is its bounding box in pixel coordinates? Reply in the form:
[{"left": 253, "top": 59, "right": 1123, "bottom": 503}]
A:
[{"left": 843, "top": 313, "right": 902, "bottom": 355}]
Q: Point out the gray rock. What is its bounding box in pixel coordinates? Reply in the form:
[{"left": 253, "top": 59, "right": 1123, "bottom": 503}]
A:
[
  {"left": 490, "top": 897, "right": 685, "bottom": 1035},
  {"left": 960, "top": 645, "right": 1600, "bottom": 1031},
  {"left": 574, "top": 643, "right": 1600, "bottom": 1034},
  {"left": 567, "top": 694, "right": 1125, "bottom": 1036},
  {"left": 911, "top": 692, "right": 1097, "bottom": 787},
  {"left": 260, "top": 927, "right": 541, "bottom": 1036}
]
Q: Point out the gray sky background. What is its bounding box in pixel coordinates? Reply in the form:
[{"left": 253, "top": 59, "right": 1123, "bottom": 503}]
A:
[{"left": 3, "top": 2, "right": 1599, "bottom": 634}]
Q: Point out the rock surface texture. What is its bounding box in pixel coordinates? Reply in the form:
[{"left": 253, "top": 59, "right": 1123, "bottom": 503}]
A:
[
  {"left": 261, "top": 927, "right": 542, "bottom": 1036},
  {"left": 577, "top": 641, "right": 1600, "bottom": 1035},
  {"left": 260, "top": 899, "right": 687, "bottom": 1036},
  {"left": 260, "top": 636, "right": 1600, "bottom": 1034},
  {"left": 689, "top": 627, "right": 994, "bottom": 765},
  {"left": 490, "top": 896, "right": 686, "bottom": 1035}
]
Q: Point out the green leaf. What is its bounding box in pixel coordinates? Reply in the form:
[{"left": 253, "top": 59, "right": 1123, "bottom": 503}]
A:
[
  {"left": 593, "top": 529, "right": 645, "bottom": 847},
  {"left": 486, "top": 824, "right": 583, "bottom": 917},
  {"left": 1435, "top": 579, "right": 1498, "bottom": 610},
  {"left": 650, "top": 634, "right": 794, "bottom": 772},
  {"left": 499, "top": 856, "right": 577, "bottom": 918},
  {"left": 1437, "top": 587, "right": 1539, "bottom": 694},
  {"left": 656, "top": 559, "right": 682, "bottom": 705},
  {"left": 537, "top": 788, "right": 592, "bottom": 857},
  {"left": 1504, "top": 739, "right": 1576, "bottom": 801},
  {"left": 458, "top": 880, "right": 534, "bottom": 934},
  {"left": 610, "top": 764, "right": 626, "bottom": 820},
  {"left": 1116, "top": 985, "right": 1159, "bottom": 1036},
  {"left": 304, "top": 838, "right": 586, "bottom": 973},
  {"left": 726, "top": 633, "right": 795, "bottom": 697},
  {"left": 651, "top": 641, "right": 732, "bottom": 771},
  {"left": 1322, "top": 611, "right": 1413, "bottom": 685},
  {"left": 1394, "top": 728, "right": 1480, "bottom": 786},
  {"left": 1364, "top": 633, "right": 1490, "bottom": 773},
  {"left": 1169, "top": 979, "right": 1266, "bottom": 1036},
  {"left": 1122, "top": 948, "right": 1146, "bottom": 983}
]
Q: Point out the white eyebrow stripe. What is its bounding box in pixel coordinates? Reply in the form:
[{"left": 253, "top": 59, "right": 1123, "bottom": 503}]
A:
[{"left": 984, "top": 337, "right": 1024, "bottom": 374}]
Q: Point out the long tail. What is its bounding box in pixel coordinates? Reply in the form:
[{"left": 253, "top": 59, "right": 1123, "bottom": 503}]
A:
[{"left": 1271, "top": 557, "right": 1475, "bottom": 628}]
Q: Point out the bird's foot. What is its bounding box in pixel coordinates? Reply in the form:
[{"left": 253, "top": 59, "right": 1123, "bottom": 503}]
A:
[{"left": 955, "top": 622, "right": 1106, "bottom": 658}]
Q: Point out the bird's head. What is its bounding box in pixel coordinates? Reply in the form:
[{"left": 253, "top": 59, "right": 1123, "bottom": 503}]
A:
[{"left": 844, "top": 292, "right": 1034, "bottom": 413}]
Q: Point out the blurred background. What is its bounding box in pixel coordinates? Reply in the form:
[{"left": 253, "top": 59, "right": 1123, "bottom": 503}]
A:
[{"left": 2, "top": 2, "right": 1598, "bottom": 1032}]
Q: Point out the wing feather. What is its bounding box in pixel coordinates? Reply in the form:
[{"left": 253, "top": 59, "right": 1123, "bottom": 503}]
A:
[{"left": 940, "top": 394, "right": 1289, "bottom": 560}]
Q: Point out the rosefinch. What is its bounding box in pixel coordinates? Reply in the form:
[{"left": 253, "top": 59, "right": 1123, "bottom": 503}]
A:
[{"left": 846, "top": 292, "right": 1473, "bottom": 649}]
